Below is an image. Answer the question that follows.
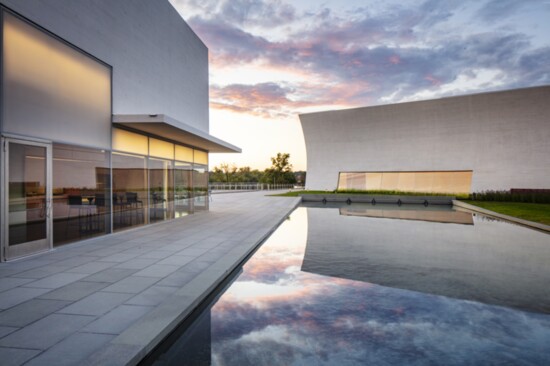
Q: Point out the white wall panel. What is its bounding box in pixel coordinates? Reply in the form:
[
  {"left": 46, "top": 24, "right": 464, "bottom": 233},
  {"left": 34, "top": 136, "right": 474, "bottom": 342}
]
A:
[{"left": 2, "top": 12, "right": 111, "bottom": 148}]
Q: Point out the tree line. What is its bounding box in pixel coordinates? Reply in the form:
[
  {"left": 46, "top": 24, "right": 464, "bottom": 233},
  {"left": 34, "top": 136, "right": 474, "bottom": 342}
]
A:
[{"left": 209, "top": 153, "right": 305, "bottom": 185}]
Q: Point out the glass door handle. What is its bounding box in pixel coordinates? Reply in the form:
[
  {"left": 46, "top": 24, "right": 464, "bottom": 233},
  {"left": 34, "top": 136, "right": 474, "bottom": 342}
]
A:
[{"left": 45, "top": 199, "right": 52, "bottom": 219}]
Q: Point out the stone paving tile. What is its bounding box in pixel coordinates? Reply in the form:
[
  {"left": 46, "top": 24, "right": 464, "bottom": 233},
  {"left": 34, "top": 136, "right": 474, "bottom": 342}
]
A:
[
  {"left": 38, "top": 281, "right": 111, "bottom": 302},
  {"left": 0, "top": 287, "right": 52, "bottom": 310},
  {"left": 39, "top": 251, "right": 80, "bottom": 261},
  {"left": 154, "top": 270, "right": 198, "bottom": 288},
  {"left": 125, "top": 285, "right": 179, "bottom": 307},
  {"left": 197, "top": 250, "right": 231, "bottom": 263},
  {"left": 81, "top": 268, "right": 138, "bottom": 283},
  {"left": 114, "top": 258, "right": 158, "bottom": 270},
  {"left": 54, "top": 256, "right": 101, "bottom": 268},
  {"left": 0, "top": 268, "right": 23, "bottom": 277},
  {"left": 57, "top": 292, "right": 133, "bottom": 317},
  {"left": 1, "top": 258, "right": 58, "bottom": 273},
  {"left": 65, "top": 261, "right": 116, "bottom": 274},
  {"left": 155, "top": 255, "right": 195, "bottom": 266},
  {"left": 24, "top": 332, "right": 115, "bottom": 366},
  {"left": 0, "top": 347, "right": 41, "bottom": 366},
  {"left": 91, "top": 248, "right": 127, "bottom": 257},
  {"left": 131, "top": 264, "right": 180, "bottom": 278},
  {"left": 82, "top": 305, "right": 153, "bottom": 335},
  {"left": 0, "top": 326, "right": 18, "bottom": 339},
  {"left": 161, "top": 242, "right": 194, "bottom": 252},
  {"left": 22, "top": 272, "right": 89, "bottom": 290},
  {"left": 138, "top": 250, "right": 178, "bottom": 260},
  {"left": 95, "top": 252, "right": 141, "bottom": 263},
  {"left": 179, "top": 260, "right": 215, "bottom": 274},
  {"left": 178, "top": 246, "right": 213, "bottom": 257},
  {"left": 101, "top": 276, "right": 160, "bottom": 294},
  {"left": 0, "top": 299, "right": 71, "bottom": 327},
  {"left": 0, "top": 277, "right": 35, "bottom": 293},
  {"left": 0, "top": 314, "right": 95, "bottom": 350},
  {"left": 8, "top": 265, "right": 73, "bottom": 279}
]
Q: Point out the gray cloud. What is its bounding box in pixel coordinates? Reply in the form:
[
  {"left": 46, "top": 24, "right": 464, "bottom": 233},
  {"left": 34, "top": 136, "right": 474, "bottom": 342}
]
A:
[
  {"left": 477, "top": 0, "right": 536, "bottom": 22},
  {"left": 219, "top": 0, "right": 296, "bottom": 27},
  {"left": 179, "top": 0, "right": 550, "bottom": 114}
]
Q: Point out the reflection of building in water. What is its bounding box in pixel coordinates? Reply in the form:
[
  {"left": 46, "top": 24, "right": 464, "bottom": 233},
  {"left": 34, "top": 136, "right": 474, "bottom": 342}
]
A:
[
  {"left": 301, "top": 206, "right": 550, "bottom": 313},
  {"left": 146, "top": 311, "right": 212, "bottom": 366},
  {"left": 340, "top": 205, "right": 474, "bottom": 225}
]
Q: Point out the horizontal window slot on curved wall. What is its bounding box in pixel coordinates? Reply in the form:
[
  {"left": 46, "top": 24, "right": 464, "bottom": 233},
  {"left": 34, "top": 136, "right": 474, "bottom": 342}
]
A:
[{"left": 338, "top": 171, "right": 473, "bottom": 194}]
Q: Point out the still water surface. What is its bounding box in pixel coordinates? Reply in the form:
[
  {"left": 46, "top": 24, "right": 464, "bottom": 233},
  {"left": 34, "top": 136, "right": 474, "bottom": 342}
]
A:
[{"left": 147, "top": 204, "right": 550, "bottom": 366}]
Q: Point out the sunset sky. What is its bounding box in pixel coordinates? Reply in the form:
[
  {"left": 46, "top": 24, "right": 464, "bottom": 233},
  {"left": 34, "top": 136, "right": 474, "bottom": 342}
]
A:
[{"left": 169, "top": 0, "right": 550, "bottom": 171}]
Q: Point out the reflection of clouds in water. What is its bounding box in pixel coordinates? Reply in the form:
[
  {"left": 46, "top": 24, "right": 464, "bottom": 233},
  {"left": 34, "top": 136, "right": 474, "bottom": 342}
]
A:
[
  {"left": 213, "top": 280, "right": 550, "bottom": 365},
  {"left": 237, "top": 208, "right": 308, "bottom": 285},
  {"left": 210, "top": 208, "right": 550, "bottom": 365}
]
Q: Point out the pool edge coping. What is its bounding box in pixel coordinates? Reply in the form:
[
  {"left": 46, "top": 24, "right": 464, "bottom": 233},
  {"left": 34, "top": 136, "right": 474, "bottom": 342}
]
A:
[{"left": 452, "top": 200, "right": 550, "bottom": 233}]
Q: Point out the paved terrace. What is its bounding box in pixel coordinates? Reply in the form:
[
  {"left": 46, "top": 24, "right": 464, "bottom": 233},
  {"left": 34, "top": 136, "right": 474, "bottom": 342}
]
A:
[{"left": 0, "top": 191, "right": 300, "bottom": 366}]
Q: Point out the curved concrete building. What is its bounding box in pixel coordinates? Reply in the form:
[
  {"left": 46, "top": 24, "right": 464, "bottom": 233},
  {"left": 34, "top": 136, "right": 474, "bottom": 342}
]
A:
[{"left": 299, "top": 86, "right": 550, "bottom": 193}]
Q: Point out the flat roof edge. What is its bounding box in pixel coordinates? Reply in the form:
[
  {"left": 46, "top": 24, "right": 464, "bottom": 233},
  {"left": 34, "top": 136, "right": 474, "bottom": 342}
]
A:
[
  {"left": 298, "top": 85, "right": 550, "bottom": 119},
  {"left": 112, "top": 114, "right": 241, "bottom": 153}
]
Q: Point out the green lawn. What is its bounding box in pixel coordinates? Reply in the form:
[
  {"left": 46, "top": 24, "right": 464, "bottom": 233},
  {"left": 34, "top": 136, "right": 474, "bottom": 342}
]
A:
[
  {"left": 270, "top": 190, "right": 329, "bottom": 197},
  {"left": 271, "top": 189, "right": 468, "bottom": 198},
  {"left": 463, "top": 201, "right": 550, "bottom": 226}
]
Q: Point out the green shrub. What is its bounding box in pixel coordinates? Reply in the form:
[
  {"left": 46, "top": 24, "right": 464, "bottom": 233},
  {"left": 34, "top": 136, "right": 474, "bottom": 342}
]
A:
[{"left": 467, "top": 190, "right": 550, "bottom": 203}]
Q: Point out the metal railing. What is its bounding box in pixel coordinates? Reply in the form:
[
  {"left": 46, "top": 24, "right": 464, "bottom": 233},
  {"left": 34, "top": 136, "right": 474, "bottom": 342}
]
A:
[{"left": 209, "top": 182, "right": 300, "bottom": 191}]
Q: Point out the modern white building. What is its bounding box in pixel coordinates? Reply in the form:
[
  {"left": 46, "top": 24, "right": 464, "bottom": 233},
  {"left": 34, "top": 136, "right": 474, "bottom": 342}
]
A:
[
  {"left": 0, "top": 0, "right": 240, "bottom": 261},
  {"left": 299, "top": 86, "right": 550, "bottom": 193}
]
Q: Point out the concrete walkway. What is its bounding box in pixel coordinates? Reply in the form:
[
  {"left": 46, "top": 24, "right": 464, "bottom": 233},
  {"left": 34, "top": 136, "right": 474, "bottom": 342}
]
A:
[{"left": 0, "top": 192, "right": 300, "bottom": 366}]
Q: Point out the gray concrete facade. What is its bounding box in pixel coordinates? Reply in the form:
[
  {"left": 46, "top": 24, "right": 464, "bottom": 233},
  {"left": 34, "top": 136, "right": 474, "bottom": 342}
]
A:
[
  {"left": 299, "top": 86, "right": 550, "bottom": 192},
  {"left": 1, "top": 0, "right": 209, "bottom": 133}
]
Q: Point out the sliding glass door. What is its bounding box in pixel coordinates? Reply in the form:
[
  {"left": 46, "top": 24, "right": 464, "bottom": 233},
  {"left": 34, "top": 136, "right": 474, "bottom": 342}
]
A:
[{"left": 2, "top": 138, "right": 52, "bottom": 260}]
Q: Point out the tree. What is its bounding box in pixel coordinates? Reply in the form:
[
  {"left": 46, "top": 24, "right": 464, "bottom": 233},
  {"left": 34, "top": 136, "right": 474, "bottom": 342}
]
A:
[
  {"left": 209, "top": 163, "right": 237, "bottom": 183},
  {"left": 261, "top": 153, "right": 296, "bottom": 184},
  {"left": 209, "top": 164, "right": 263, "bottom": 183},
  {"left": 270, "top": 153, "right": 293, "bottom": 173}
]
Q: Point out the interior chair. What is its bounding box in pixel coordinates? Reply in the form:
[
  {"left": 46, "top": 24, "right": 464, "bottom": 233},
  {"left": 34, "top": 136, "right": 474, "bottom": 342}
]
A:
[{"left": 125, "top": 192, "right": 144, "bottom": 225}]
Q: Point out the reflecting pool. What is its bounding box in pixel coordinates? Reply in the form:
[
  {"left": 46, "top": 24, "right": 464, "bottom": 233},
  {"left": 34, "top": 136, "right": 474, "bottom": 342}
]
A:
[{"left": 145, "top": 204, "right": 550, "bottom": 366}]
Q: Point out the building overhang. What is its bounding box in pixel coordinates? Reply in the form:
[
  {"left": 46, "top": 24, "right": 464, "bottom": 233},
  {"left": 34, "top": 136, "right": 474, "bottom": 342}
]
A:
[{"left": 112, "top": 114, "right": 241, "bottom": 153}]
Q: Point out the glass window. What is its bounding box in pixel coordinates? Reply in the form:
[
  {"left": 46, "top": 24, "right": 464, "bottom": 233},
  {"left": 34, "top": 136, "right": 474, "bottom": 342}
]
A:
[
  {"left": 194, "top": 150, "right": 208, "bottom": 165},
  {"left": 112, "top": 152, "right": 147, "bottom": 231},
  {"left": 149, "top": 158, "right": 174, "bottom": 222},
  {"left": 112, "top": 128, "right": 148, "bottom": 155},
  {"left": 337, "top": 171, "right": 473, "bottom": 194},
  {"left": 8, "top": 144, "right": 47, "bottom": 246},
  {"left": 175, "top": 145, "right": 193, "bottom": 162},
  {"left": 365, "top": 172, "right": 383, "bottom": 190},
  {"left": 175, "top": 162, "right": 193, "bottom": 217},
  {"left": 52, "top": 144, "right": 111, "bottom": 246},
  {"left": 193, "top": 164, "right": 209, "bottom": 210},
  {"left": 149, "top": 138, "right": 174, "bottom": 160}
]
